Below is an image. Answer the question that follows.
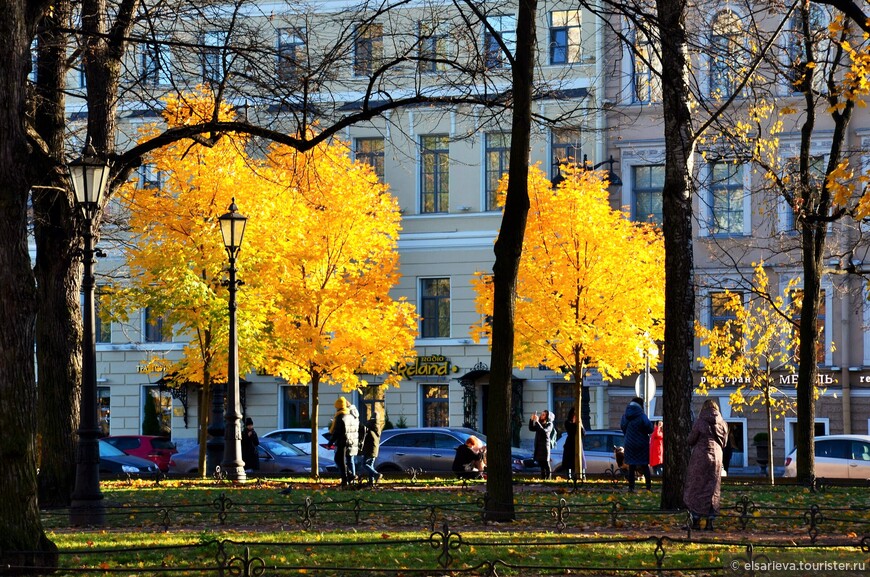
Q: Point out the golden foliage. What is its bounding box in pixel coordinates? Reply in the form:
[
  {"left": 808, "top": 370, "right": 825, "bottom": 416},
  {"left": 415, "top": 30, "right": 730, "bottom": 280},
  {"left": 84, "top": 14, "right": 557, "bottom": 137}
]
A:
[{"left": 471, "top": 165, "right": 665, "bottom": 383}]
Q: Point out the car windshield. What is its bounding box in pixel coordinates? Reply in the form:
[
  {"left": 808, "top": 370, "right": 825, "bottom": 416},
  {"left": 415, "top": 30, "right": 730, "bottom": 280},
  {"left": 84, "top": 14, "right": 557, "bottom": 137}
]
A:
[
  {"left": 261, "top": 438, "right": 305, "bottom": 456},
  {"left": 98, "top": 440, "right": 126, "bottom": 457}
]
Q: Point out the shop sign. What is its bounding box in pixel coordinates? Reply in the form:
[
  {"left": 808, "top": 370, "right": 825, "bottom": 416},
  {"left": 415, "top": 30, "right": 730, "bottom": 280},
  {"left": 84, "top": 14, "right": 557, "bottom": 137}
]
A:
[
  {"left": 700, "top": 373, "right": 837, "bottom": 386},
  {"left": 396, "top": 355, "right": 459, "bottom": 379}
]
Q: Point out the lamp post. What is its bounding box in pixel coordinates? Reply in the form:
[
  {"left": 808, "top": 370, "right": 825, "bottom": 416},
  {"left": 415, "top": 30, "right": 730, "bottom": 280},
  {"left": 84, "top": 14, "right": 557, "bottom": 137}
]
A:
[
  {"left": 219, "top": 198, "right": 247, "bottom": 481},
  {"left": 68, "top": 152, "right": 111, "bottom": 525}
]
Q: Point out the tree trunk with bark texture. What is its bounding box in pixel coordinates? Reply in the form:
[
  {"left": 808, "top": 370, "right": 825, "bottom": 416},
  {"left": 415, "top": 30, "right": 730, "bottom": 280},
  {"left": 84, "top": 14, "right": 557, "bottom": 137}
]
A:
[{"left": 484, "top": 0, "right": 536, "bottom": 522}]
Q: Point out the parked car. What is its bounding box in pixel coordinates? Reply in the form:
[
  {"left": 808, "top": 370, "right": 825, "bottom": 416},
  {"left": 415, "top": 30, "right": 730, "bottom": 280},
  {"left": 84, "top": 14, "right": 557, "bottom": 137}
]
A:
[
  {"left": 783, "top": 434, "right": 870, "bottom": 479},
  {"left": 262, "top": 427, "right": 333, "bottom": 461},
  {"left": 102, "top": 435, "right": 178, "bottom": 472},
  {"left": 544, "top": 430, "right": 626, "bottom": 475},
  {"left": 375, "top": 427, "right": 533, "bottom": 474},
  {"left": 98, "top": 439, "right": 160, "bottom": 475},
  {"left": 168, "top": 437, "right": 331, "bottom": 475}
]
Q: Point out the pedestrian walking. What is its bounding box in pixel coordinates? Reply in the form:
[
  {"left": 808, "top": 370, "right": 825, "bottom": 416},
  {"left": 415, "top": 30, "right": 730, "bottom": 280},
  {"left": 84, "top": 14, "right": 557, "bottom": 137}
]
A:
[
  {"left": 620, "top": 397, "right": 653, "bottom": 491},
  {"left": 650, "top": 421, "right": 664, "bottom": 475},
  {"left": 722, "top": 424, "right": 737, "bottom": 474},
  {"left": 529, "top": 409, "right": 555, "bottom": 480},
  {"left": 330, "top": 397, "right": 360, "bottom": 486},
  {"left": 683, "top": 399, "right": 728, "bottom": 530},
  {"left": 361, "top": 412, "right": 385, "bottom": 485},
  {"left": 562, "top": 407, "right": 584, "bottom": 481},
  {"left": 241, "top": 417, "right": 260, "bottom": 472}
]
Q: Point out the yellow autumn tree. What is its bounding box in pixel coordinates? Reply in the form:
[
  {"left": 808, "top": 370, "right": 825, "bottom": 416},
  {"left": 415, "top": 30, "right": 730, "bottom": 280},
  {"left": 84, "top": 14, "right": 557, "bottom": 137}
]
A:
[
  {"left": 695, "top": 262, "right": 823, "bottom": 485},
  {"left": 108, "top": 90, "right": 271, "bottom": 476},
  {"left": 471, "top": 165, "right": 665, "bottom": 475},
  {"left": 250, "top": 139, "right": 418, "bottom": 475}
]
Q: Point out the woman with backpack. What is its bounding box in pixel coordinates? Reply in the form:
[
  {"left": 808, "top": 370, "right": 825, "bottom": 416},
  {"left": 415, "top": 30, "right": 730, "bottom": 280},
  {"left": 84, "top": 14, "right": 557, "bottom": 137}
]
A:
[{"left": 529, "top": 409, "right": 555, "bottom": 480}]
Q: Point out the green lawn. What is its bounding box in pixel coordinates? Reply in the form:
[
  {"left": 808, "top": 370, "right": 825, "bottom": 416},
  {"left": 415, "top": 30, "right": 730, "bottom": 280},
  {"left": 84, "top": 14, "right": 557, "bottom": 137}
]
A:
[{"left": 40, "top": 476, "right": 869, "bottom": 576}]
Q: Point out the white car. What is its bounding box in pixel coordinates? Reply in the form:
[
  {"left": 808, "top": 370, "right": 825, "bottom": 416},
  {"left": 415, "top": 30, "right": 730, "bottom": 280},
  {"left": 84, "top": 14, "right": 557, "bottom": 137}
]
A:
[
  {"left": 263, "top": 427, "right": 333, "bottom": 461},
  {"left": 783, "top": 434, "right": 870, "bottom": 479}
]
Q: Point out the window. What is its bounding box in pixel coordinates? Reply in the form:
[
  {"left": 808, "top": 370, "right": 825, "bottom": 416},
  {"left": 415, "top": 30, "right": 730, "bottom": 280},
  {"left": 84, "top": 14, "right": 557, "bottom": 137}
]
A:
[
  {"left": 709, "top": 10, "right": 745, "bottom": 99},
  {"left": 421, "top": 384, "right": 449, "bottom": 427},
  {"left": 790, "top": 288, "right": 827, "bottom": 364},
  {"left": 144, "top": 307, "right": 171, "bottom": 343},
  {"left": 98, "top": 386, "right": 111, "bottom": 436},
  {"left": 420, "top": 278, "right": 450, "bottom": 338},
  {"left": 785, "top": 5, "right": 831, "bottom": 93},
  {"left": 632, "top": 27, "right": 661, "bottom": 103},
  {"left": 141, "top": 40, "right": 171, "bottom": 86},
  {"left": 549, "top": 10, "right": 581, "bottom": 65},
  {"left": 420, "top": 135, "right": 449, "bottom": 213},
  {"left": 139, "top": 164, "right": 163, "bottom": 190},
  {"left": 202, "top": 30, "right": 228, "bottom": 85},
  {"left": 485, "top": 133, "right": 510, "bottom": 211},
  {"left": 281, "top": 385, "right": 310, "bottom": 427},
  {"left": 551, "top": 129, "right": 582, "bottom": 180},
  {"left": 95, "top": 287, "right": 111, "bottom": 344},
  {"left": 354, "top": 23, "right": 383, "bottom": 76},
  {"left": 484, "top": 14, "right": 517, "bottom": 69},
  {"left": 710, "top": 291, "right": 743, "bottom": 330},
  {"left": 781, "top": 155, "right": 824, "bottom": 233},
  {"left": 277, "top": 27, "right": 306, "bottom": 82},
  {"left": 419, "top": 21, "right": 449, "bottom": 73},
  {"left": 360, "top": 385, "right": 385, "bottom": 424},
  {"left": 142, "top": 385, "right": 172, "bottom": 436},
  {"left": 632, "top": 165, "right": 664, "bottom": 225},
  {"left": 354, "top": 137, "right": 385, "bottom": 180},
  {"left": 708, "top": 161, "right": 745, "bottom": 235},
  {"left": 784, "top": 418, "right": 828, "bottom": 456}
]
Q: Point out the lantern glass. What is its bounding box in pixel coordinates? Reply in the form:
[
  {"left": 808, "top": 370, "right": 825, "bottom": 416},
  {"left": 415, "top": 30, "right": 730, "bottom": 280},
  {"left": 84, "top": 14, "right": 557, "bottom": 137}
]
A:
[
  {"left": 219, "top": 200, "right": 247, "bottom": 252},
  {"left": 68, "top": 156, "right": 111, "bottom": 207}
]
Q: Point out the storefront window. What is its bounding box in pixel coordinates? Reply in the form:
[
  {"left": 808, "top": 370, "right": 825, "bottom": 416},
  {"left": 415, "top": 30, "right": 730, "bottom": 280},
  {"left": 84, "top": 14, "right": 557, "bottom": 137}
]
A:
[
  {"left": 281, "top": 385, "right": 310, "bottom": 428},
  {"left": 421, "top": 384, "right": 448, "bottom": 427},
  {"left": 98, "top": 386, "right": 111, "bottom": 436},
  {"left": 142, "top": 385, "right": 172, "bottom": 435}
]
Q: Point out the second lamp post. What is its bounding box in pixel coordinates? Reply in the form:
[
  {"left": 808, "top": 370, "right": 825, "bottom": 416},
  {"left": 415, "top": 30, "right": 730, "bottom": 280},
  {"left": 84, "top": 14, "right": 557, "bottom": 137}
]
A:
[{"left": 218, "top": 198, "right": 247, "bottom": 481}]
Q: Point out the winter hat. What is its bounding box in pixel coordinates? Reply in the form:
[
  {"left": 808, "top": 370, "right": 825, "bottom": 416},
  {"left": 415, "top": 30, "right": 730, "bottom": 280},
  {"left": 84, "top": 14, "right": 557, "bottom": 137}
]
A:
[
  {"left": 335, "top": 397, "right": 349, "bottom": 410},
  {"left": 245, "top": 417, "right": 254, "bottom": 426}
]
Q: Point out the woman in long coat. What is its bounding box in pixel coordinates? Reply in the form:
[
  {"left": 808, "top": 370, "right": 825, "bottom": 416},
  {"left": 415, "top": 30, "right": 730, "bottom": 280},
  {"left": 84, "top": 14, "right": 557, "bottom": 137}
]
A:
[
  {"left": 620, "top": 398, "right": 654, "bottom": 491},
  {"left": 529, "top": 409, "right": 554, "bottom": 480},
  {"left": 562, "top": 407, "right": 583, "bottom": 481},
  {"left": 683, "top": 399, "right": 728, "bottom": 530}
]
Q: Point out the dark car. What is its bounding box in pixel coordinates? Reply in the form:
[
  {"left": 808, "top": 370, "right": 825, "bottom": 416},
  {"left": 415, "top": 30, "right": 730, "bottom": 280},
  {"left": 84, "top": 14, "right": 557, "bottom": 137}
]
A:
[
  {"left": 375, "top": 427, "right": 532, "bottom": 474},
  {"left": 98, "top": 439, "right": 160, "bottom": 475},
  {"left": 102, "top": 435, "right": 178, "bottom": 472},
  {"left": 168, "top": 437, "right": 331, "bottom": 475}
]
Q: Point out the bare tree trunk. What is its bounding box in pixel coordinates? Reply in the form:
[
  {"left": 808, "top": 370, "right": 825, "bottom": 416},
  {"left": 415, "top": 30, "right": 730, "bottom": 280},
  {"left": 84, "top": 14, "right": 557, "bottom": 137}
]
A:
[
  {"left": 484, "top": 0, "right": 536, "bottom": 522},
  {"left": 33, "top": 0, "right": 80, "bottom": 509},
  {"left": 655, "top": 0, "right": 696, "bottom": 510},
  {"left": 0, "top": 0, "right": 59, "bottom": 567},
  {"left": 311, "top": 373, "right": 321, "bottom": 478}
]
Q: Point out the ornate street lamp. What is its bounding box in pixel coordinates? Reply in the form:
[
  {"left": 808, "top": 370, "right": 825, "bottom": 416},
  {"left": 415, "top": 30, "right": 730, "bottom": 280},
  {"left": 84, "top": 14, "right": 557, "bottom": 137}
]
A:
[
  {"left": 218, "top": 198, "right": 247, "bottom": 481},
  {"left": 68, "top": 151, "right": 111, "bottom": 525}
]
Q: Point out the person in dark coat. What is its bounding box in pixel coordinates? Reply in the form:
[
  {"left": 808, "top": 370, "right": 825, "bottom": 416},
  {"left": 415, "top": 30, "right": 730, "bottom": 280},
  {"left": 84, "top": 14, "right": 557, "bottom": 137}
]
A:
[
  {"left": 240, "top": 417, "right": 259, "bottom": 471},
  {"left": 529, "top": 409, "right": 554, "bottom": 480},
  {"left": 620, "top": 397, "right": 653, "bottom": 491},
  {"left": 562, "top": 407, "right": 584, "bottom": 482},
  {"left": 452, "top": 435, "right": 486, "bottom": 477},
  {"left": 683, "top": 399, "right": 728, "bottom": 530},
  {"left": 330, "top": 397, "right": 360, "bottom": 486},
  {"left": 361, "top": 412, "right": 385, "bottom": 485}
]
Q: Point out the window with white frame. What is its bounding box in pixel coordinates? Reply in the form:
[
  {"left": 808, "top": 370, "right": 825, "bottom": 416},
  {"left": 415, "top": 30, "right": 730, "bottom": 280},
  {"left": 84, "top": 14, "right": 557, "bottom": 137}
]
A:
[
  {"left": 484, "top": 14, "right": 517, "bottom": 69},
  {"left": 631, "top": 164, "right": 664, "bottom": 225},
  {"left": 144, "top": 307, "right": 172, "bottom": 343},
  {"left": 354, "top": 137, "right": 385, "bottom": 180},
  {"left": 789, "top": 287, "right": 828, "bottom": 365},
  {"left": 784, "top": 417, "right": 829, "bottom": 456},
  {"left": 709, "top": 10, "right": 746, "bottom": 99},
  {"left": 141, "top": 40, "right": 171, "bottom": 86},
  {"left": 549, "top": 10, "right": 581, "bottom": 65},
  {"left": 420, "top": 135, "right": 449, "bottom": 213},
  {"left": 780, "top": 155, "right": 825, "bottom": 233},
  {"left": 784, "top": 5, "right": 832, "bottom": 94},
  {"left": 277, "top": 27, "right": 306, "bottom": 82},
  {"left": 95, "top": 286, "right": 111, "bottom": 344},
  {"left": 139, "top": 164, "right": 163, "bottom": 190},
  {"left": 551, "top": 128, "right": 582, "bottom": 180},
  {"left": 485, "top": 133, "right": 510, "bottom": 211},
  {"left": 420, "top": 278, "right": 450, "bottom": 338},
  {"left": 632, "top": 26, "right": 661, "bottom": 103},
  {"left": 706, "top": 161, "right": 747, "bottom": 236},
  {"left": 202, "top": 30, "right": 228, "bottom": 85},
  {"left": 354, "top": 23, "right": 383, "bottom": 77},
  {"left": 419, "top": 20, "right": 449, "bottom": 73}
]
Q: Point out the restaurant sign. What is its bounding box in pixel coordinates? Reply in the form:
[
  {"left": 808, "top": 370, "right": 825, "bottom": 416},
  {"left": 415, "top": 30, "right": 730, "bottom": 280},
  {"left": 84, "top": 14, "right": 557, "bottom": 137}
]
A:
[{"left": 396, "top": 355, "right": 459, "bottom": 380}]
